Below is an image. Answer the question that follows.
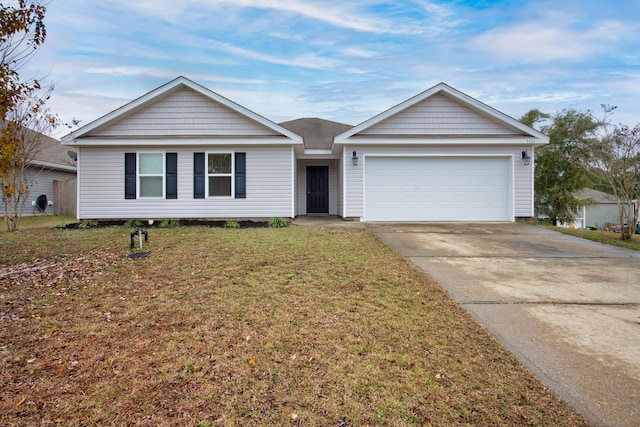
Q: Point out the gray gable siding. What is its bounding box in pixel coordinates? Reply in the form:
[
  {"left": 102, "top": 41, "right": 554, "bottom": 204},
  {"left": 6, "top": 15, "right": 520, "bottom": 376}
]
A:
[
  {"left": 92, "top": 87, "right": 281, "bottom": 137},
  {"left": 360, "top": 94, "right": 523, "bottom": 136}
]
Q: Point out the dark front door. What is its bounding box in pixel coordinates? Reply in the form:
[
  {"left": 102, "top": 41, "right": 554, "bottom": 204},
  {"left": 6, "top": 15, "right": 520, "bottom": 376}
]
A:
[{"left": 307, "top": 166, "right": 329, "bottom": 214}]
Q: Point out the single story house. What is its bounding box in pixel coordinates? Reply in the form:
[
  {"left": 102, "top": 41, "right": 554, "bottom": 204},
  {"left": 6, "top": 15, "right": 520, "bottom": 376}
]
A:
[
  {"left": 568, "top": 188, "right": 636, "bottom": 230},
  {"left": 1, "top": 129, "right": 77, "bottom": 216},
  {"left": 61, "top": 76, "right": 548, "bottom": 222}
]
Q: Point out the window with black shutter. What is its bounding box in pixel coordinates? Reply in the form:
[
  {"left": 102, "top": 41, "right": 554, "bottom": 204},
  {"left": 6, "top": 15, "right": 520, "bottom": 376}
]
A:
[
  {"left": 124, "top": 153, "right": 136, "bottom": 199},
  {"left": 194, "top": 152, "right": 205, "bottom": 199}
]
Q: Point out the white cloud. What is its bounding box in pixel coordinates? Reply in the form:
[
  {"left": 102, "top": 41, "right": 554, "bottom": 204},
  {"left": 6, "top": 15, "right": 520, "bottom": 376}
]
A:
[
  {"left": 211, "top": 41, "right": 343, "bottom": 70},
  {"left": 110, "top": 0, "right": 458, "bottom": 35},
  {"left": 469, "top": 15, "right": 630, "bottom": 63},
  {"left": 83, "top": 66, "right": 266, "bottom": 85},
  {"left": 342, "top": 47, "right": 377, "bottom": 58}
]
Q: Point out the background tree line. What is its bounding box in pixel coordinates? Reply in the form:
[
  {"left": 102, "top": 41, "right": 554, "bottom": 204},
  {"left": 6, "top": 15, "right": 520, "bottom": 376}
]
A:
[{"left": 521, "top": 106, "right": 640, "bottom": 240}]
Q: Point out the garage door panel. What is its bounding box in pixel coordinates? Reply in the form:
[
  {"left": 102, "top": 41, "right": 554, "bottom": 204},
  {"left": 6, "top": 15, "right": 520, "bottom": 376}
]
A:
[{"left": 365, "top": 157, "right": 511, "bottom": 221}]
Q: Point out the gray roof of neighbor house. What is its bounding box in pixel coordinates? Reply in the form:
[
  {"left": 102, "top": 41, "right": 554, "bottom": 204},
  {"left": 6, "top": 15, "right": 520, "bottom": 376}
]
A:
[
  {"left": 1, "top": 123, "right": 76, "bottom": 171},
  {"left": 32, "top": 132, "right": 76, "bottom": 168},
  {"left": 576, "top": 188, "right": 618, "bottom": 204},
  {"left": 279, "top": 118, "right": 353, "bottom": 150}
]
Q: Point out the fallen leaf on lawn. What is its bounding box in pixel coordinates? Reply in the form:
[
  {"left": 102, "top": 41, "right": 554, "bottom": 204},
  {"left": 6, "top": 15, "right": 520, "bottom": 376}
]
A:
[
  {"left": 248, "top": 358, "right": 255, "bottom": 366},
  {"left": 291, "top": 413, "right": 298, "bottom": 420},
  {"left": 27, "top": 358, "right": 36, "bottom": 364},
  {"left": 16, "top": 397, "right": 25, "bottom": 407},
  {"left": 195, "top": 345, "right": 201, "bottom": 354},
  {"left": 55, "top": 418, "right": 63, "bottom": 423}
]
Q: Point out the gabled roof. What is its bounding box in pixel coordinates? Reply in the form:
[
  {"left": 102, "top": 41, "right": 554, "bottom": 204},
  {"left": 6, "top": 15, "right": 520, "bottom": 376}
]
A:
[
  {"left": 279, "top": 118, "right": 352, "bottom": 150},
  {"left": 576, "top": 188, "right": 618, "bottom": 204},
  {"left": 334, "top": 82, "right": 549, "bottom": 144},
  {"left": 31, "top": 132, "right": 76, "bottom": 171},
  {"left": 1, "top": 122, "right": 76, "bottom": 171},
  {"left": 61, "top": 76, "right": 302, "bottom": 144}
]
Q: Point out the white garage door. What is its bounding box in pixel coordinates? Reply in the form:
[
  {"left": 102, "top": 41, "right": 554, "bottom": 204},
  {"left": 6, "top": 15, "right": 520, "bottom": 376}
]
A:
[{"left": 364, "top": 157, "right": 511, "bottom": 221}]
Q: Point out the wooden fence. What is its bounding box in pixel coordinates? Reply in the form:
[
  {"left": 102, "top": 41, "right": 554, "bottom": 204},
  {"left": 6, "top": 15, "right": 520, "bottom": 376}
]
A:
[{"left": 53, "top": 178, "right": 77, "bottom": 217}]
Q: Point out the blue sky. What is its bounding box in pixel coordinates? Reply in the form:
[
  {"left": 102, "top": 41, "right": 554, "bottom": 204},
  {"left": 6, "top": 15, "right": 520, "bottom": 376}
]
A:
[{"left": 25, "top": 0, "right": 640, "bottom": 136}]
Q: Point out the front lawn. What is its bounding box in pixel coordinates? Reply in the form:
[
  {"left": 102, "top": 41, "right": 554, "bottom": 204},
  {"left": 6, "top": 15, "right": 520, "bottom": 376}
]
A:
[
  {"left": 547, "top": 226, "right": 640, "bottom": 251},
  {"left": 1, "top": 218, "right": 587, "bottom": 426}
]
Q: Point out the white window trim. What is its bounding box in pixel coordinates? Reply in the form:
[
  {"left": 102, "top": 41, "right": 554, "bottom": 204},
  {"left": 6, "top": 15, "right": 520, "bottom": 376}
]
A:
[
  {"left": 206, "top": 151, "right": 235, "bottom": 198},
  {"left": 137, "top": 152, "right": 165, "bottom": 199}
]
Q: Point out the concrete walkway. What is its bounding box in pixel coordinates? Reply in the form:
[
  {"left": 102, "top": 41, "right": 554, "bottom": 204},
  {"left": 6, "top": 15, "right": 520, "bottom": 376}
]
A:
[
  {"left": 369, "top": 222, "right": 640, "bottom": 427},
  {"left": 291, "top": 216, "right": 367, "bottom": 228}
]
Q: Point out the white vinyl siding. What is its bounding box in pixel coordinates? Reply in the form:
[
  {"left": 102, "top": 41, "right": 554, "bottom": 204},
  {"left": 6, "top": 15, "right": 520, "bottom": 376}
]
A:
[
  {"left": 514, "top": 150, "right": 533, "bottom": 217},
  {"left": 3, "top": 168, "right": 76, "bottom": 216},
  {"left": 293, "top": 148, "right": 298, "bottom": 216},
  {"left": 78, "top": 145, "right": 293, "bottom": 219},
  {"left": 93, "top": 87, "right": 281, "bottom": 137},
  {"left": 361, "top": 93, "right": 523, "bottom": 136},
  {"left": 337, "top": 152, "right": 344, "bottom": 218},
  {"left": 344, "top": 147, "right": 364, "bottom": 218},
  {"left": 343, "top": 145, "right": 533, "bottom": 220}
]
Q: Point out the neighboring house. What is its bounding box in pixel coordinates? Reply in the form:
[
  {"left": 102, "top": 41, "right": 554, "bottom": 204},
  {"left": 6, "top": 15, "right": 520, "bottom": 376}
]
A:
[
  {"left": 569, "top": 189, "right": 636, "bottom": 230},
  {"left": 61, "top": 76, "right": 548, "bottom": 222},
  {"left": 1, "top": 130, "right": 77, "bottom": 216}
]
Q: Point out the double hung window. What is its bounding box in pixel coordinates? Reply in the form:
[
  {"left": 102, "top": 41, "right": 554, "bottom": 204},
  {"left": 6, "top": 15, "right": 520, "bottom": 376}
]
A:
[
  {"left": 139, "top": 153, "right": 164, "bottom": 198},
  {"left": 124, "top": 152, "right": 177, "bottom": 199},
  {"left": 207, "top": 153, "right": 232, "bottom": 197}
]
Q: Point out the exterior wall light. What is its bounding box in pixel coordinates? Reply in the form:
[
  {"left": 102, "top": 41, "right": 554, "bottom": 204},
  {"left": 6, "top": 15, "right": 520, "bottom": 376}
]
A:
[
  {"left": 352, "top": 150, "right": 359, "bottom": 166},
  {"left": 521, "top": 150, "right": 531, "bottom": 165}
]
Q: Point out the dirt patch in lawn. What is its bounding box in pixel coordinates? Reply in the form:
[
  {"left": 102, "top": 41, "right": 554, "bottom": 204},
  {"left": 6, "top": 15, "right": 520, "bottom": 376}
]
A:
[{"left": 1, "top": 223, "right": 588, "bottom": 426}]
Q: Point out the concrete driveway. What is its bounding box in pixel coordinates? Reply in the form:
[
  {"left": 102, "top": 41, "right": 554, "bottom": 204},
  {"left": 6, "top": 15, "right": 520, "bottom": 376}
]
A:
[{"left": 370, "top": 222, "right": 640, "bottom": 427}]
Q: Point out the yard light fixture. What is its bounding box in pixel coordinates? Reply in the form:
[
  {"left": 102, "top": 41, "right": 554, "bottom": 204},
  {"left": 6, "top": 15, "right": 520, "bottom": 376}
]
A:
[
  {"left": 521, "top": 150, "right": 531, "bottom": 166},
  {"left": 352, "top": 150, "right": 359, "bottom": 166}
]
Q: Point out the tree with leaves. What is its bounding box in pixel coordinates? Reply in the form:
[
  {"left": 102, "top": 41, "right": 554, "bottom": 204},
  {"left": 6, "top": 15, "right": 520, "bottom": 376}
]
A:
[
  {"left": 521, "top": 108, "right": 602, "bottom": 225},
  {"left": 2, "top": 87, "right": 60, "bottom": 230},
  {"left": 0, "top": 1, "right": 46, "bottom": 117},
  {"left": 0, "top": 1, "right": 52, "bottom": 231},
  {"left": 578, "top": 105, "right": 640, "bottom": 240}
]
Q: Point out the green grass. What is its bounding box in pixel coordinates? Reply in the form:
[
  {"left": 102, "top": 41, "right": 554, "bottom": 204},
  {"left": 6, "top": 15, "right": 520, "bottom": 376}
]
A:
[
  {"left": 546, "top": 226, "right": 640, "bottom": 251},
  {"left": 0, "top": 216, "right": 588, "bottom": 426}
]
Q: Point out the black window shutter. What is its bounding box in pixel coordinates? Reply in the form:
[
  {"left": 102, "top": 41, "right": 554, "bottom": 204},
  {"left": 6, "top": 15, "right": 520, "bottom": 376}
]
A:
[
  {"left": 235, "top": 152, "right": 246, "bottom": 199},
  {"left": 193, "top": 152, "right": 205, "bottom": 199},
  {"left": 166, "top": 153, "right": 177, "bottom": 199},
  {"left": 124, "top": 153, "right": 136, "bottom": 199}
]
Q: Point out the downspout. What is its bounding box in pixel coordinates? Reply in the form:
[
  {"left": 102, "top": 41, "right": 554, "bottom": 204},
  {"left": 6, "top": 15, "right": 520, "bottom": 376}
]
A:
[
  {"left": 342, "top": 146, "right": 347, "bottom": 218},
  {"left": 76, "top": 146, "right": 81, "bottom": 220},
  {"left": 291, "top": 146, "right": 295, "bottom": 218},
  {"left": 531, "top": 144, "right": 535, "bottom": 218}
]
